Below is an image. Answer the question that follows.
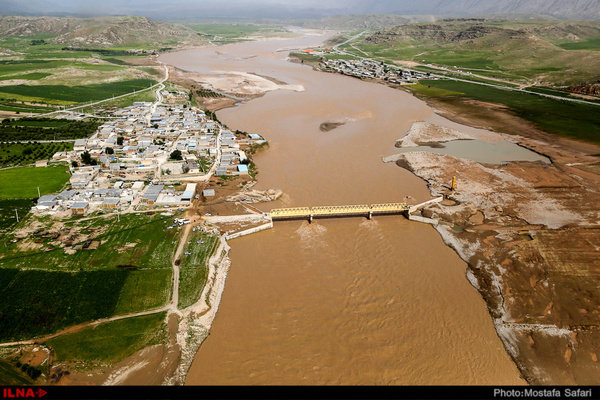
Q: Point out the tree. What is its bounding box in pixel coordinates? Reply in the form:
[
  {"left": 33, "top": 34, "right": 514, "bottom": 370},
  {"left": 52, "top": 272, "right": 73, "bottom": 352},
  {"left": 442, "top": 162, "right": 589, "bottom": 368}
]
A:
[
  {"left": 81, "top": 151, "right": 93, "bottom": 165},
  {"left": 182, "top": 164, "right": 190, "bottom": 174},
  {"left": 105, "top": 147, "right": 114, "bottom": 154},
  {"left": 170, "top": 150, "right": 182, "bottom": 160},
  {"left": 117, "top": 136, "right": 124, "bottom": 146},
  {"left": 71, "top": 160, "right": 79, "bottom": 168}
]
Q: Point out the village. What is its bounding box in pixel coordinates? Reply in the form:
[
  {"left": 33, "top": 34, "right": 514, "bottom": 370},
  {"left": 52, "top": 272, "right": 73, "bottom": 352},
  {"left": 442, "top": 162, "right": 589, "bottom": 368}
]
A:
[
  {"left": 34, "top": 92, "right": 266, "bottom": 217},
  {"left": 318, "top": 57, "right": 431, "bottom": 83}
]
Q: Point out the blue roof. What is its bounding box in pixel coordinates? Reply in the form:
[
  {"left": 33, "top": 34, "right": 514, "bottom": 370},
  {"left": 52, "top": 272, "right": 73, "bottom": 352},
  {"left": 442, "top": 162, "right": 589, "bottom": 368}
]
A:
[
  {"left": 237, "top": 165, "right": 249, "bottom": 172},
  {"left": 249, "top": 134, "right": 261, "bottom": 139}
]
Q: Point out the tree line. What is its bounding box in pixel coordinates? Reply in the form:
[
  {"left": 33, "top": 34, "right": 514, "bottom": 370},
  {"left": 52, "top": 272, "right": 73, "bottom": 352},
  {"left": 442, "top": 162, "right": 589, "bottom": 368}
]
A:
[{"left": 0, "top": 118, "right": 101, "bottom": 141}]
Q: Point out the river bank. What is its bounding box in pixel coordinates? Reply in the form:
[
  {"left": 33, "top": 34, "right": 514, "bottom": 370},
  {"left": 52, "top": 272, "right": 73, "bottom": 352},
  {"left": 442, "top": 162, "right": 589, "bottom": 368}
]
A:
[{"left": 391, "top": 120, "right": 600, "bottom": 384}]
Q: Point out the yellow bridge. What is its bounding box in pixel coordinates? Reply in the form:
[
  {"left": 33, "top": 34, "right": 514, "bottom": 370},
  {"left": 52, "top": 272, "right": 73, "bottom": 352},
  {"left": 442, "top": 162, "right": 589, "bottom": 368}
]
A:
[{"left": 270, "top": 203, "right": 409, "bottom": 222}]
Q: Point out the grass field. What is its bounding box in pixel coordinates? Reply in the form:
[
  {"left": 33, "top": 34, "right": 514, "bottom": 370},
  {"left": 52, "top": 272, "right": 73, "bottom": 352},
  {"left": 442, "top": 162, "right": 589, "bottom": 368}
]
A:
[
  {"left": 412, "top": 79, "right": 600, "bottom": 143},
  {"left": 114, "top": 269, "right": 172, "bottom": 315},
  {"left": 92, "top": 90, "right": 156, "bottom": 115},
  {"left": 0, "top": 72, "right": 52, "bottom": 81},
  {"left": 0, "top": 165, "right": 69, "bottom": 199},
  {"left": 0, "top": 199, "right": 34, "bottom": 231},
  {"left": 558, "top": 38, "right": 600, "bottom": 51},
  {"left": 0, "top": 361, "right": 33, "bottom": 385},
  {"left": 0, "top": 142, "right": 73, "bottom": 168},
  {"left": 0, "top": 212, "right": 186, "bottom": 342},
  {"left": 290, "top": 52, "right": 321, "bottom": 63},
  {"left": 178, "top": 231, "right": 218, "bottom": 309},
  {"left": 0, "top": 213, "right": 181, "bottom": 271},
  {"left": 44, "top": 312, "right": 167, "bottom": 364},
  {"left": 0, "top": 102, "right": 56, "bottom": 114},
  {"left": 0, "top": 269, "right": 128, "bottom": 342},
  {"left": 0, "top": 79, "right": 156, "bottom": 104},
  {"left": 187, "top": 23, "right": 292, "bottom": 40}
]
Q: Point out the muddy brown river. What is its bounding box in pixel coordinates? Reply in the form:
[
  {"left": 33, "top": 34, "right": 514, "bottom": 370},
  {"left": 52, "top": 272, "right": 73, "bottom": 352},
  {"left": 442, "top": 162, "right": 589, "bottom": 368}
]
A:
[{"left": 161, "top": 30, "right": 526, "bottom": 385}]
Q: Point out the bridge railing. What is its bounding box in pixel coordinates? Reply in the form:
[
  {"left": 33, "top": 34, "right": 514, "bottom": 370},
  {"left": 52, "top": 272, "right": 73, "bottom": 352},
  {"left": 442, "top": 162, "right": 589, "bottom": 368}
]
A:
[
  {"left": 270, "top": 202, "right": 410, "bottom": 220},
  {"left": 311, "top": 205, "right": 371, "bottom": 216}
]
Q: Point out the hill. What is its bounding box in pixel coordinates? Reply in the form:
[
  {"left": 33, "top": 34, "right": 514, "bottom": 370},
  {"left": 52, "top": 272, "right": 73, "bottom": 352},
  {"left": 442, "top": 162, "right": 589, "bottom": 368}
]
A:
[
  {"left": 294, "top": 15, "right": 419, "bottom": 30},
  {"left": 0, "top": 15, "right": 207, "bottom": 48},
  {"left": 354, "top": 19, "right": 600, "bottom": 85}
]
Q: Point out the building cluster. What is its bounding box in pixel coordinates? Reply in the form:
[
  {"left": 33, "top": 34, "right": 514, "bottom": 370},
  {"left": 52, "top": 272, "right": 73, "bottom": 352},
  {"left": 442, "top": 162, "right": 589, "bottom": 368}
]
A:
[
  {"left": 38, "top": 99, "right": 266, "bottom": 217},
  {"left": 320, "top": 59, "right": 430, "bottom": 83}
]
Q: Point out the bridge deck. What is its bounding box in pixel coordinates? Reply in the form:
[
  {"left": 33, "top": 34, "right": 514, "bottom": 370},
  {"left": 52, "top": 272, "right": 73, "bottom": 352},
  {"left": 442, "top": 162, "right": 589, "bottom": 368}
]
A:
[{"left": 270, "top": 203, "right": 409, "bottom": 220}]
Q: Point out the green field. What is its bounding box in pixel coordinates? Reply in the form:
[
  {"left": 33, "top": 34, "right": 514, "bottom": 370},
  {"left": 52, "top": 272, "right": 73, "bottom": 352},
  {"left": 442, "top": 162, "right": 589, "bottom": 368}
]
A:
[
  {"left": 0, "top": 165, "right": 69, "bottom": 199},
  {"left": 187, "top": 23, "right": 291, "bottom": 40},
  {"left": 0, "top": 361, "right": 33, "bottom": 385},
  {"left": 0, "top": 72, "right": 52, "bottom": 81},
  {"left": 44, "top": 312, "right": 167, "bottom": 364},
  {"left": 324, "top": 54, "right": 360, "bottom": 60},
  {"left": 0, "top": 79, "right": 156, "bottom": 104},
  {"left": 114, "top": 269, "right": 173, "bottom": 315},
  {"left": 558, "top": 38, "right": 600, "bottom": 51},
  {"left": 178, "top": 231, "right": 218, "bottom": 309},
  {"left": 0, "top": 212, "right": 185, "bottom": 342},
  {"left": 0, "top": 101, "right": 56, "bottom": 114},
  {"left": 0, "top": 142, "right": 73, "bottom": 168},
  {"left": 0, "top": 118, "right": 101, "bottom": 141},
  {"left": 92, "top": 90, "right": 156, "bottom": 114},
  {"left": 0, "top": 199, "right": 34, "bottom": 231},
  {"left": 290, "top": 52, "right": 321, "bottom": 63},
  {"left": 413, "top": 79, "right": 600, "bottom": 143},
  {"left": 0, "top": 269, "right": 128, "bottom": 342},
  {"left": 0, "top": 60, "right": 73, "bottom": 76},
  {"left": 0, "top": 213, "right": 180, "bottom": 271}
]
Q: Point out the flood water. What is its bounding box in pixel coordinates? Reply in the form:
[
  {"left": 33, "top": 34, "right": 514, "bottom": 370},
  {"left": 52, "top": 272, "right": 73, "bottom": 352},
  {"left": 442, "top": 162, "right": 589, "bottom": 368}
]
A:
[
  {"left": 395, "top": 139, "right": 551, "bottom": 165},
  {"left": 160, "top": 30, "right": 526, "bottom": 385}
]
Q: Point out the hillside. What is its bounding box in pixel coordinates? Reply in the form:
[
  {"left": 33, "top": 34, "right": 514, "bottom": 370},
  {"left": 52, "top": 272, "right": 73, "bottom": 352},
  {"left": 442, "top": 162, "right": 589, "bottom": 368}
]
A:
[
  {"left": 0, "top": 15, "right": 207, "bottom": 48},
  {"left": 354, "top": 19, "right": 600, "bottom": 85},
  {"left": 294, "top": 14, "right": 423, "bottom": 30}
]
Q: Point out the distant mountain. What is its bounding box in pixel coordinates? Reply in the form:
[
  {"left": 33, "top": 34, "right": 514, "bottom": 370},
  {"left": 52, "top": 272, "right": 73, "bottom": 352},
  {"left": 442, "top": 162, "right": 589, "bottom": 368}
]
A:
[
  {"left": 1, "top": 0, "right": 599, "bottom": 21},
  {"left": 0, "top": 15, "right": 206, "bottom": 48}
]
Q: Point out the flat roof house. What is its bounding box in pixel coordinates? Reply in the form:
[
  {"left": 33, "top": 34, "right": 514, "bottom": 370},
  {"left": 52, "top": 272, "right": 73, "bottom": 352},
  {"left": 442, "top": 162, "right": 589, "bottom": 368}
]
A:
[
  {"left": 141, "top": 184, "right": 164, "bottom": 205},
  {"left": 71, "top": 202, "right": 89, "bottom": 216}
]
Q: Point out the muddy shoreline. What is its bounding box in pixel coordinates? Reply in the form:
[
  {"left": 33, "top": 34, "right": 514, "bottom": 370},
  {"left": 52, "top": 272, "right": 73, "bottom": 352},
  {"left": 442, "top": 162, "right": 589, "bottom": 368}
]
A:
[{"left": 392, "top": 119, "right": 600, "bottom": 384}]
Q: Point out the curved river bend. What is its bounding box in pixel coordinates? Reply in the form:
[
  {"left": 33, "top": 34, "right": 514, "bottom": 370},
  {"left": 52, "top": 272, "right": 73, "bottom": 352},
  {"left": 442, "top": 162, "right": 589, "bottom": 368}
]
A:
[{"left": 161, "top": 31, "right": 526, "bottom": 385}]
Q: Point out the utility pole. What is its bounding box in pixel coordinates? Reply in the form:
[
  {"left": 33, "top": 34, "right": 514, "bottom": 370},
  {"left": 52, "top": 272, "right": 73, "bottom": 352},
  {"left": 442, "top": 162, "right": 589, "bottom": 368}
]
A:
[
  {"left": 15, "top": 209, "right": 19, "bottom": 223},
  {"left": 37, "top": 186, "right": 41, "bottom": 198}
]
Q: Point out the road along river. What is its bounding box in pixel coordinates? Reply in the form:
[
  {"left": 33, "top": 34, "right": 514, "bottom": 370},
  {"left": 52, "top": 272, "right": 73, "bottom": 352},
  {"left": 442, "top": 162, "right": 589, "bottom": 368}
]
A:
[{"left": 161, "top": 30, "right": 528, "bottom": 385}]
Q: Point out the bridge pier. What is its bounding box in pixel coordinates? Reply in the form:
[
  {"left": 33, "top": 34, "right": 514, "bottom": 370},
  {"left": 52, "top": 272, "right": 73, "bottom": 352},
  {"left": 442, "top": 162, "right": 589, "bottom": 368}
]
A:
[
  {"left": 309, "top": 214, "right": 313, "bottom": 224},
  {"left": 368, "top": 211, "right": 372, "bottom": 220}
]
